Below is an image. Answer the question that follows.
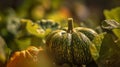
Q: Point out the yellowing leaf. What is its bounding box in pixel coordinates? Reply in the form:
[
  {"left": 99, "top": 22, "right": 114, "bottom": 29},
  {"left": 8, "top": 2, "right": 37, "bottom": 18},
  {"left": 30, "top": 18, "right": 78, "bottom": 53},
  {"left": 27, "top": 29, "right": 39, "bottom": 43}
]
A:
[
  {"left": 104, "top": 7, "right": 120, "bottom": 22},
  {"left": 92, "top": 33, "right": 106, "bottom": 53},
  {"left": 26, "top": 20, "right": 45, "bottom": 38},
  {"left": 113, "top": 29, "right": 120, "bottom": 39}
]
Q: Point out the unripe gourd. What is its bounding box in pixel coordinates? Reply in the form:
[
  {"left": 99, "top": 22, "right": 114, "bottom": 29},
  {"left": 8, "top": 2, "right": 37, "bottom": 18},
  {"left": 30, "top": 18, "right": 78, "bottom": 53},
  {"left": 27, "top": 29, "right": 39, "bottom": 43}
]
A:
[{"left": 46, "top": 18, "right": 99, "bottom": 66}]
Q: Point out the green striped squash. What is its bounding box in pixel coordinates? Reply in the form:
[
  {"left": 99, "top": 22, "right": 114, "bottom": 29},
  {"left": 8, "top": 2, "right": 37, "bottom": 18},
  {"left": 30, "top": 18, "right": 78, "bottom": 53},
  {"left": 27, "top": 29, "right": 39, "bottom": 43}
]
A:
[{"left": 46, "top": 18, "right": 98, "bottom": 66}]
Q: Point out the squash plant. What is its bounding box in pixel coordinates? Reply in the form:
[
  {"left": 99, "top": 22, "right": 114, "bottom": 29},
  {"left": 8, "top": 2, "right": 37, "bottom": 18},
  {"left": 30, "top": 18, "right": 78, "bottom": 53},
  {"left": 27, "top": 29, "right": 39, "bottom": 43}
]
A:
[
  {"left": 0, "top": 36, "right": 11, "bottom": 67},
  {"left": 21, "top": 19, "right": 61, "bottom": 47},
  {"left": 96, "top": 7, "right": 120, "bottom": 66},
  {"left": 97, "top": 20, "right": 120, "bottom": 67},
  {"left": 46, "top": 18, "right": 100, "bottom": 66}
]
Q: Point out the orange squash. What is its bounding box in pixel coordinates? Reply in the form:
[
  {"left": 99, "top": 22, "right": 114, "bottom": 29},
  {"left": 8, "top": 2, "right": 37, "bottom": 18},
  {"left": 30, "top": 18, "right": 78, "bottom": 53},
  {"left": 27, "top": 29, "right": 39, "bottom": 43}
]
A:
[{"left": 7, "top": 46, "right": 53, "bottom": 67}]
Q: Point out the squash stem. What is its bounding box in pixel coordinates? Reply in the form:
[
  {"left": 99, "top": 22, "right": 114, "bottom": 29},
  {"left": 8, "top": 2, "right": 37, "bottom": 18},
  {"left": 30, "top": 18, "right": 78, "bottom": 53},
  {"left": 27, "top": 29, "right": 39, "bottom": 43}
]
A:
[{"left": 68, "top": 18, "right": 74, "bottom": 33}]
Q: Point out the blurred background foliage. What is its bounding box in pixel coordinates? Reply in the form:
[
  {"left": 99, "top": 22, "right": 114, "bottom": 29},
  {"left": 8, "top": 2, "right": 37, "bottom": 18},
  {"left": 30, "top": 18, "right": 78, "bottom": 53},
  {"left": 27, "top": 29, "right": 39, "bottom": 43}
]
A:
[{"left": 0, "top": 0, "right": 120, "bottom": 67}]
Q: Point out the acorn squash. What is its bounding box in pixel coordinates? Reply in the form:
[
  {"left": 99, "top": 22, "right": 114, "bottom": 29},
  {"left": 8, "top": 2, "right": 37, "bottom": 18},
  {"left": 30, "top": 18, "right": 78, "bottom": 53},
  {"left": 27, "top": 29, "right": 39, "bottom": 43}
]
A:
[{"left": 46, "top": 18, "right": 99, "bottom": 66}]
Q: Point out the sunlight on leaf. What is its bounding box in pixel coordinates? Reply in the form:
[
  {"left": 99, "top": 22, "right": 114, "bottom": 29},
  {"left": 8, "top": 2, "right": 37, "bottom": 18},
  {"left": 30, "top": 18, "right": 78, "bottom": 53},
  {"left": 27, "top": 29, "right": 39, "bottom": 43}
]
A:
[
  {"left": 25, "top": 20, "right": 45, "bottom": 38},
  {"left": 112, "top": 29, "right": 120, "bottom": 39},
  {"left": 0, "top": 36, "right": 11, "bottom": 63},
  {"left": 104, "top": 7, "right": 120, "bottom": 22},
  {"left": 92, "top": 32, "right": 106, "bottom": 53}
]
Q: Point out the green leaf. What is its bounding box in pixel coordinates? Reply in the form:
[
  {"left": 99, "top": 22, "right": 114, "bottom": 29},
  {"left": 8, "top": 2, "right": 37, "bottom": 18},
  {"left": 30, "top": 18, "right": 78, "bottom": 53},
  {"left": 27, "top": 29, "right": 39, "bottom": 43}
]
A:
[
  {"left": 92, "top": 32, "right": 106, "bottom": 53},
  {"left": 15, "top": 38, "right": 31, "bottom": 50},
  {"left": 97, "top": 33, "right": 120, "bottom": 67},
  {"left": 112, "top": 29, "right": 120, "bottom": 39},
  {"left": 0, "top": 36, "right": 6, "bottom": 63},
  {"left": 88, "top": 33, "right": 106, "bottom": 61},
  {"left": 31, "top": 36, "right": 45, "bottom": 47},
  {"left": 25, "top": 20, "right": 46, "bottom": 38},
  {"left": 0, "top": 36, "right": 11, "bottom": 63},
  {"left": 104, "top": 7, "right": 120, "bottom": 22}
]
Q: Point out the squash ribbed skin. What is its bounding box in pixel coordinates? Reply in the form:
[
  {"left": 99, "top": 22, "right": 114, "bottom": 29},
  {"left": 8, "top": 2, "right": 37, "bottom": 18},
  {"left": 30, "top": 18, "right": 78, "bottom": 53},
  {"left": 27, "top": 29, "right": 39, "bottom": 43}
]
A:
[
  {"left": 72, "top": 31, "right": 93, "bottom": 65},
  {"left": 46, "top": 18, "right": 98, "bottom": 65},
  {"left": 75, "top": 27, "right": 98, "bottom": 41},
  {"left": 46, "top": 30, "right": 72, "bottom": 64},
  {"left": 46, "top": 30, "right": 96, "bottom": 65},
  {"left": 63, "top": 27, "right": 98, "bottom": 41}
]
